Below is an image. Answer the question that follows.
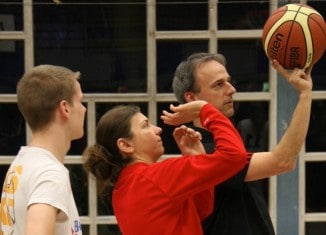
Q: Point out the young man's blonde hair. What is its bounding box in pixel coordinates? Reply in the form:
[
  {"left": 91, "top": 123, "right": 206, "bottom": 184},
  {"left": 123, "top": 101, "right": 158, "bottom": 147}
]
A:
[{"left": 17, "top": 65, "right": 81, "bottom": 131}]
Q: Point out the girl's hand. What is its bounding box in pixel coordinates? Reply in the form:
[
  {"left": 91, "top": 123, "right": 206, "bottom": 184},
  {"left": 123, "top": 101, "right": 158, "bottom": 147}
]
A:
[
  {"left": 173, "top": 125, "right": 205, "bottom": 155},
  {"left": 161, "top": 100, "right": 207, "bottom": 126}
]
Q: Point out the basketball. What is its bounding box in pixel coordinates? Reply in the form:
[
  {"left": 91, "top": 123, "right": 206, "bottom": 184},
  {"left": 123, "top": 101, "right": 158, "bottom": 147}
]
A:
[{"left": 262, "top": 3, "right": 326, "bottom": 69}]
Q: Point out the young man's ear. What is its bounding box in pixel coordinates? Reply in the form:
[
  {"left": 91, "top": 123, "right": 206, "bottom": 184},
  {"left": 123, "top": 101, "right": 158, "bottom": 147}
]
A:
[
  {"left": 184, "top": 91, "right": 197, "bottom": 102},
  {"left": 117, "top": 138, "right": 134, "bottom": 154},
  {"left": 58, "top": 100, "right": 69, "bottom": 118}
]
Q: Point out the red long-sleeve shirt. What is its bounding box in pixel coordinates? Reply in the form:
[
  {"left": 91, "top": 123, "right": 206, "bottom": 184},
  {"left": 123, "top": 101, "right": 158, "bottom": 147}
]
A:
[{"left": 113, "top": 103, "right": 248, "bottom": 235}]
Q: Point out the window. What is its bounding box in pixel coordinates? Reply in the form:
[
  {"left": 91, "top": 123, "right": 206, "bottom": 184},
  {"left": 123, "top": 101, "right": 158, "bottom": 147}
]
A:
[{"left": 0, "top": 1, "right": 325, "bottom": 234}]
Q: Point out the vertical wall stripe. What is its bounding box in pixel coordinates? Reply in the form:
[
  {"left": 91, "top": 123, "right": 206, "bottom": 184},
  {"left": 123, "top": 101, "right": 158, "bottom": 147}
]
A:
[{"left": 276, "top": 74, "right": 299, "bottom": 235}]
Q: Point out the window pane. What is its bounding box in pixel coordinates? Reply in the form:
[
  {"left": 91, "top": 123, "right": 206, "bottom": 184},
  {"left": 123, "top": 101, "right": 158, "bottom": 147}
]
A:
[
  {"left": 306, "top": 162, "right": 326, "bottom": 213},
  {"left": 97, "top": 196, "right": 114, "bottom": 216},
  {"left": 219, "top": 39, "right": 269, "bottom": 92},
  {"left": 306, "top": 100, "right": 326, "bottom": 152},
  {"left": 312, "top": 55, "right": 326, "bottom": 90},
  {"left": 33, "top": 2, "right": 146, "bottom": 93},
  {"left": 157, "top": 40, "right": 208, "bottom": 93},
  {"left": 233, "top": 101, "right": 269, "bottom": 152},
  {"left": 300, "top": 1, "right": 325, "bottom": 90},
  {"left": 81, "top": 225, "right": 89, "bottom": 235},
  {"left": 218, "top": 0, "right": 269, "bottom": 29},
  {"left": 0, "top": 103, "right": 25, "bottom": 155},
  {"left": 98, "top": 225, "right": 121, "bottom": 235},
  {"left": 0, "top": 165, "right": 10, "bottom": 192},
  {"left": 157, "top": 0, "right": 207, "bottom": 30},
  {"left": 67, "top": 164, "right": 89, "bottom": 216},
  {"left": 309, "top": 0, "right": 326, "bottom": 91},
  {"left": 68, "top": 133, "right": 87, "bottom": 155},
  {"left": 0, "top": 41, "right": 24, "bottom": 93},
  {"left": 308, "top": 1, "right": 326, "bottom": 23},
  {"left": 306, "top": 222, "right": 326, "bottom": 235},
  {"left": 157, "top": 102, "right": 180, "bottom": 155},
  {"left": 0, "top": 1, "right": 23, "bottom": 31},
  {"left": 233, "top": 101, "right": 269, "bottom": 203}
]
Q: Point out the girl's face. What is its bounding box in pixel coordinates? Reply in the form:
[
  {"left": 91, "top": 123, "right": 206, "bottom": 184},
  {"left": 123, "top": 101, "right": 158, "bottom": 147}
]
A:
[{"left": 128, "top": 113, "right": 164, "bottom": 163}]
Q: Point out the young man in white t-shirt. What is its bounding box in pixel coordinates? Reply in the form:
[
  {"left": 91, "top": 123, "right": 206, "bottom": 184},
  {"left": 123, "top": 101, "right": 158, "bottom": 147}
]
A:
[{"left": 0, "top": 65, "right": 86, "bottom": 235}]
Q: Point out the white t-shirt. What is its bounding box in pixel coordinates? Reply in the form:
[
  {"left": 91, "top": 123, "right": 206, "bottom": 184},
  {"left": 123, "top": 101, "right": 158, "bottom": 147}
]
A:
[{"left": 0, "top": 146, "right": 82, "bottom": 235}]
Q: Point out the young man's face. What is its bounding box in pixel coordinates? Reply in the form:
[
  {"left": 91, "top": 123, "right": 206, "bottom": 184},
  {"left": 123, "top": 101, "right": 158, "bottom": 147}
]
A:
[
  {"left": 69, "top": 81, "right": 87, "bottom": 140},
  {"left": 193, "top": 60, "right": 236, "bottom": 117}
]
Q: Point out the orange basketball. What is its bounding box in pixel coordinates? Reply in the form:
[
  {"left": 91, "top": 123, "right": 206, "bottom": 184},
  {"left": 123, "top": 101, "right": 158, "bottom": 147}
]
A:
[{"left": 262, "top": 3, "right": 326, "bottom": 69}]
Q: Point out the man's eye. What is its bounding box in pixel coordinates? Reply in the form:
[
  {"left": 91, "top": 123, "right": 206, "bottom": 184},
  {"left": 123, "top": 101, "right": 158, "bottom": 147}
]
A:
[{"left": 216, "top": 82, "right": 223, "bottom": 87}]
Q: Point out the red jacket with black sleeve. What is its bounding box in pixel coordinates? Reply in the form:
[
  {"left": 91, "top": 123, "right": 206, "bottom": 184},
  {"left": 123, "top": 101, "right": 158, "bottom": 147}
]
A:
[{"left": 113, "top": 103, "right": 248, "bottom": 235}]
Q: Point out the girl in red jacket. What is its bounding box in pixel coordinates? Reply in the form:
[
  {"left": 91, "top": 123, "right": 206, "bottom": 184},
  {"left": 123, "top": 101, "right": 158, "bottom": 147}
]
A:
[{"left": 82, "top": 100, "right": 248, "bottom": 235}]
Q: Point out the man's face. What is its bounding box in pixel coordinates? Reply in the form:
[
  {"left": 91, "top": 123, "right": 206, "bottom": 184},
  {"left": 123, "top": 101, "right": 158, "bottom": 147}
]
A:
[
  {"left": 192, "top": 60, "right": 236, "bottom": 117},
  {"left": 69, "top": 81, "right": 87, "bottom": 140}
]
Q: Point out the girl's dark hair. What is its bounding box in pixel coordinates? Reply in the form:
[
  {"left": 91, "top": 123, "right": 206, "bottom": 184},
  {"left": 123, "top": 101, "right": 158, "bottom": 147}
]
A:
[{"left": 82, "top": 105, "right": 140, "bottom": 197}]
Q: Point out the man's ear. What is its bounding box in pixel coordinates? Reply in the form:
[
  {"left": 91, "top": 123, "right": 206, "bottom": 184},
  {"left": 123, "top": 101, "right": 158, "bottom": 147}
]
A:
[
  {"left": 117, "top": 138, "right": 134, "bottom": 154},
  {"left": 184, "top": 91, "right": 197, "bottom": 102},
  {"left": 58, "top": 100, "right": 69, "bottom": 118}
]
